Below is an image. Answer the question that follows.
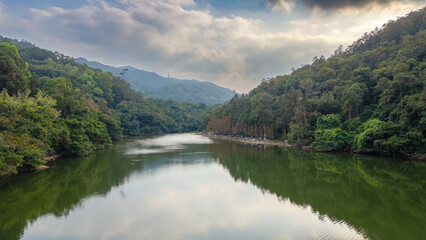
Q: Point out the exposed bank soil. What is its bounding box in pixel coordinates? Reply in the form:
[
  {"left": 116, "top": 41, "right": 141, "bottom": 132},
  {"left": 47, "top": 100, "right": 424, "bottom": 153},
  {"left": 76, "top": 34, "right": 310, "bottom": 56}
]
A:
[
  {"left": 16, "top": 155, "right": 60, "bottom": 173},
  {"left": 45, "top": 154, "right": 62, "bottom": 162},
  {"left": 203, "top": 133, "right": 425, "bottom": 161},
  {"left": 202, "top": 133, "right": 312, "bottom": 150}
]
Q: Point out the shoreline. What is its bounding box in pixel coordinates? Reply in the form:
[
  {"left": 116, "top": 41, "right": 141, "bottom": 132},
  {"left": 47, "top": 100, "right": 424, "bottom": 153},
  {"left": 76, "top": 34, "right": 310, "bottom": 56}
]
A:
[
  {"left": 1, "top": 144, "right": 112, "bottom": 177},
  {"left": 203, "top": 133, "right": 425, "bottom": 161},
  {"left": 4, "top": 133, "right": 423, "bottom": 178},
  {"left": 202, "top": 133, "right": 305, "bottom": 149}
]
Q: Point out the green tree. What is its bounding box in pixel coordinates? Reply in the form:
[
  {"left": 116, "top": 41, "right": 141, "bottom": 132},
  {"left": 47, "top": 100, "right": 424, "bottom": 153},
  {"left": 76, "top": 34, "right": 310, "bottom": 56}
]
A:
[
  {"left": 42, "top": 77, "right": 88, "bottom": 117},
  {"left": 342, "top": 83, "right": 364, "bottom": 122},
  {"left": 0, "top": 42, "right": 31, "bottom": 95},
  {"left": 353, "top": 119, "right": 400, "bottom": 153},
  {"left": 313, "top": 114, "right": 349, "bottom": 151},
  {"left": 250, "top": 92, "right": 274, "bottom": 138}
]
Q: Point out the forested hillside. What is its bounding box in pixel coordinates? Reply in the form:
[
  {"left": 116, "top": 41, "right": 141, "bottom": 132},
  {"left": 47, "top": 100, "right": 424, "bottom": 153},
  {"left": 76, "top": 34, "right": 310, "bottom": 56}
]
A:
[
  {"left": 0, "top": 38, "right": 210, "bottom": 175},
  {"left": 207, "top": 8, "right": 425, "bottom": 157},
  {"left": 75, "top": 58, "right": 237, "bottom": 105}
]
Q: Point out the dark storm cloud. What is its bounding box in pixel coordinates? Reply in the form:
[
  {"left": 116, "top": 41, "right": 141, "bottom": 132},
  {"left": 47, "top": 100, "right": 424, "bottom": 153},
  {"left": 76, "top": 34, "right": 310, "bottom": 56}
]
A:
[
  {"left": 300, "top": 0, "right": 396, "bottom": 10},
  {"left": 266, "top": 0, "right": 405, "bottom": 10}
]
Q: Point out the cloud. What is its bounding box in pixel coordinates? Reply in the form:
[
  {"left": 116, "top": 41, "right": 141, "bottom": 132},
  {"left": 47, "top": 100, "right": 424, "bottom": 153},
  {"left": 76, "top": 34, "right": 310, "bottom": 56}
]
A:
[
  {"left": 0, "top": 0, "right": 423, "bottom": 92},
  {"left": 0, "top": 2, "right": 8, "bottom": 26},
  {"left": 300, "top": 0, "right": 396, "bottom": 10},
  {"left": 9, "top": 0, "right": 281, "bottom": 91},
  {"left": 267, "top": 0, "right": 422, "bottom": 11},
  {"left": 266, "top": 0, "right": 295, "bottom": 11},
  {"left": 5, "top": 0, "right": 339, "bottom": 91}
]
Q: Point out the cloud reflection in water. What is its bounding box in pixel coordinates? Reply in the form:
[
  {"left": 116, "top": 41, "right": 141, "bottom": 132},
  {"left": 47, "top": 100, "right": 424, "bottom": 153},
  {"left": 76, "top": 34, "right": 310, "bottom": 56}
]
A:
[{"left": 125, "top": 133, "right": 213, "bottom": 155}]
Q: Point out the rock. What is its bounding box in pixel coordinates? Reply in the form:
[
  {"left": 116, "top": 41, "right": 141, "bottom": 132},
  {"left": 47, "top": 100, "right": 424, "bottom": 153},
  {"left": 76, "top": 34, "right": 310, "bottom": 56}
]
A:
[
  {"left": 34, "top": 165, "right": 49, "bottom": 171},
  {"left": 301, "top": 146, "right": 313, "bottom": 151}
]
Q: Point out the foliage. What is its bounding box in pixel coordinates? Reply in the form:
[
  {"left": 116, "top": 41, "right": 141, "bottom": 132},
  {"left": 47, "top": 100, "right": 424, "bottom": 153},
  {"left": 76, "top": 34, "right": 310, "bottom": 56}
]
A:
[
  {"left": 313, "top": 114, "right": 349, "bottom": 151},
  {"left": 314, "top": 128, "right": 349, "bottom": 151},
  {"left": 0, "top": 36, "right": 213, "bottom": 175},
  {"left": 0, "top": 132, "right": 47, "bottom": 174},
  {"left": 0, "top": 43, "right": 32, "bottom": 95},
  {"left": 352, "top": 119, "right": 406, "bottom": 154},
  {"left": 316, "top": 114, "right": 342, "bottom": 130},
  {"left": 207, "top": 8, "right": 426, "bottom": 157},
  {"left": 0, "top": 90, "right": 59, "bottom": 173}
]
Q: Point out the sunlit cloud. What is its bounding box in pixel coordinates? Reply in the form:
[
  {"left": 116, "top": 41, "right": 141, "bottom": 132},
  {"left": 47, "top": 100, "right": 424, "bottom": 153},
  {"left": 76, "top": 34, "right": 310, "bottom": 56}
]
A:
[{"left": 0, "top": 0, "right": 423, "bottom": 92}]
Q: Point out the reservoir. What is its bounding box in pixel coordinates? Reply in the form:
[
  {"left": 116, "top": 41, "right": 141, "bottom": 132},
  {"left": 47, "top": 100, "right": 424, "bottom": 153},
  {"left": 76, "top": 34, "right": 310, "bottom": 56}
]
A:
[{"left": 0, "top": 133, "right": 425, "bottom": 240}]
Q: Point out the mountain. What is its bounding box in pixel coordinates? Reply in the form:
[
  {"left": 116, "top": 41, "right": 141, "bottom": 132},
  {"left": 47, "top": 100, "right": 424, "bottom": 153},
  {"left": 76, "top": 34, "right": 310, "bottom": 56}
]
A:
[
  {"left": 75, "top": 58, "right": 237, "bottom": 105},
  {"left": 206, "top": 8, "right": 425, "bottom": 158}
]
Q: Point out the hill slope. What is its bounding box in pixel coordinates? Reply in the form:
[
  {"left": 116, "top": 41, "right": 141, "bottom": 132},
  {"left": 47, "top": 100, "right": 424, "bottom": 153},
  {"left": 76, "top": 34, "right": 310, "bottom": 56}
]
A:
[
  {"left": 0, "top": 37, "right": 211, "bottom": 175},
  {"left": 207, "top": 8, "right": 425, "bottom": 157},
  {"left": 75, "top": 58, "right": 237, "bottom": 105}
]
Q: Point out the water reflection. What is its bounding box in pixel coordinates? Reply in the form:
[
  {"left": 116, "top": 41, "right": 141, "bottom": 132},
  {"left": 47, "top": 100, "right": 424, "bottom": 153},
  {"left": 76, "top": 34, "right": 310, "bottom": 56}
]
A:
[
  {"left": 125, "top": 133, "right": 212, "bottom": 155},
  {"left": 0, "top": 143, "right": 143, "bottom": 240},
  {"left": 0, "top": 134, "right": 424, "bottom": 240},
  {"left": 210, "top": 141, "right": 426, "bottom": 240}
]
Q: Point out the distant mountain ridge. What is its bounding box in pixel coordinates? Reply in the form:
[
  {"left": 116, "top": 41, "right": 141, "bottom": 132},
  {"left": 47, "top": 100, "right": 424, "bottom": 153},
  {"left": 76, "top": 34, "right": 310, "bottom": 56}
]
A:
[{"left": 75, "top": 58, "right": 237, "bottom": 105}]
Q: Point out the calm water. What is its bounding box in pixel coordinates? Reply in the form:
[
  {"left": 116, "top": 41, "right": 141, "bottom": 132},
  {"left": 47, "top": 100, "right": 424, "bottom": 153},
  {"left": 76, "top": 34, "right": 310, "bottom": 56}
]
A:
[{"left": 0, "top": 133, "right": 425, "bottom": 240}]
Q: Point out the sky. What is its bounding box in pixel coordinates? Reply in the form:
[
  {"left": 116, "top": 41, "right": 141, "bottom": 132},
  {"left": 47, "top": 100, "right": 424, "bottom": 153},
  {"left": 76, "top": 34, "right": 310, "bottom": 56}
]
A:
[{"left": 0, "top": 0, "right": 424, "bottom": 92}]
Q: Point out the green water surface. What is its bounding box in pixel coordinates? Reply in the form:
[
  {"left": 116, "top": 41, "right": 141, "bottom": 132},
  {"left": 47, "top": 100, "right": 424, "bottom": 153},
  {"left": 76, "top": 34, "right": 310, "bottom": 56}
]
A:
[{"left": 0, "top": 134, "right": 425, "bottom": 240}]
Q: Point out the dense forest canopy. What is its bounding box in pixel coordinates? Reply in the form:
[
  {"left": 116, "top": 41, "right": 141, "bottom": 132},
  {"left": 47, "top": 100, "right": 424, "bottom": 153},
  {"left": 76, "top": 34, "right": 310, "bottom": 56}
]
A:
[
  {"left": 0, "top": 38, "right": 212, "bottom": 175},
  {"left": 207, "top": 8, "right": 425, "bottom": 157}
]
